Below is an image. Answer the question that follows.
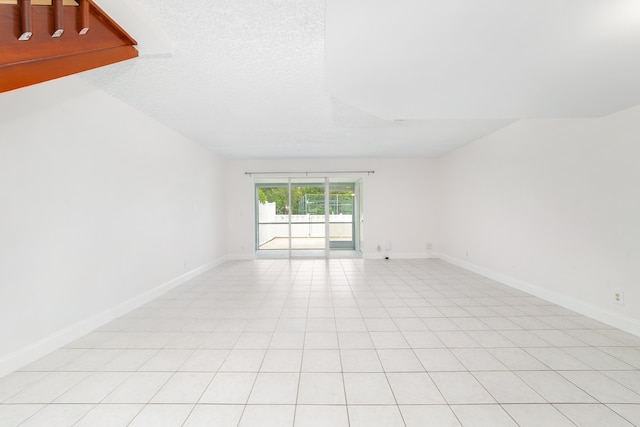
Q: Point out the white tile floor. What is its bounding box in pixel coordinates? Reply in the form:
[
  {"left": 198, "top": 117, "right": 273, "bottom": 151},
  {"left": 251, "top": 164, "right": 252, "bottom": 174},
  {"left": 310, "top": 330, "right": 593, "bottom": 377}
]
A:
[{"left": 1, "top": 259, "right": 640, "bottom": 426}]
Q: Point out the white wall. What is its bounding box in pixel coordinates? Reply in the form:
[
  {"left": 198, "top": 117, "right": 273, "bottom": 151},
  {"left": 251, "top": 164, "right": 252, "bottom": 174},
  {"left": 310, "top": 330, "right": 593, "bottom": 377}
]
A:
[
  {"left": 436, "top": 105, "right": 640, "bottom": 333},
  {"left": 4, "top": 74, "right": 638, "bottom": 379},
  {"left": 0, "top": 77, "right": 227, "bottom": 376},
  {"left": 226, "top": 158, "right": 437, "bottom": 259}
]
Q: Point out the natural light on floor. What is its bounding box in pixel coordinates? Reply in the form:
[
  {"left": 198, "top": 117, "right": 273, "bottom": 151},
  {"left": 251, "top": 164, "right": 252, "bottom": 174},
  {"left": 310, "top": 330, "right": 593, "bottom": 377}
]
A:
[{"left": 1, "top": 259, "right": 638, "bottom": 426}]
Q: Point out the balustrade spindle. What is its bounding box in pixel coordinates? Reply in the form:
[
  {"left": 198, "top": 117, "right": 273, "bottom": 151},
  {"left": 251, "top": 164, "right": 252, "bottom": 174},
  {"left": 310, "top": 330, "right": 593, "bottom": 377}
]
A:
[
  {"left": 52, "top": 0, "right": 64, "bottom": 37},
  {"left": 78, "top": 0, "right": 89, "bottom": 34},
  {"left": 18, "top": 0, "right": 33, "bottom": 40}
]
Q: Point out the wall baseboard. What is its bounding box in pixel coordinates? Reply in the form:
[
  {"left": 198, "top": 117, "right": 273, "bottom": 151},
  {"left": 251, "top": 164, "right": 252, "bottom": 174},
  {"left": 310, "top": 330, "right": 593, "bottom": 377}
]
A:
[
  {"left": 226, "top": 253, "right": 257, "bottom": 261},
  {"left": 435, "top": 252, "right": 640, "bottom": 338},
  {"left": 0, "top": 257, "right": 226, "bottom": 379},
  {"left": 364, "top": 252, "right": 437, "bottom": 260}
]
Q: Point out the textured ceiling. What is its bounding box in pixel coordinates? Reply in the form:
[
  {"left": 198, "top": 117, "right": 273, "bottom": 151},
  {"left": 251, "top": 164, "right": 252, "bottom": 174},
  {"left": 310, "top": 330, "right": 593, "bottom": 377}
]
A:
[
  {"left": 327, "top": 0, "right": 640, "bottom": 120},
  {"left": 82, "top": 0, "right": 640, "bottom": 159}
]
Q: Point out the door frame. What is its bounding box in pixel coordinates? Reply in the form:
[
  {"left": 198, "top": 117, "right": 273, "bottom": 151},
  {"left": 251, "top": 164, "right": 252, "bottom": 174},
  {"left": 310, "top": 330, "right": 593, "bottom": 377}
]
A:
[{"left": 255, "top": 177, "right": 361, "bottom": 258}]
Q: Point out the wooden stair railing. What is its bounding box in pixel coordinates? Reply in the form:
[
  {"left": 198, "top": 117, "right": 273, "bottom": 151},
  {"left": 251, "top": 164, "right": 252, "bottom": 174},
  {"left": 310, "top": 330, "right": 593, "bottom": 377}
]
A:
[{"left": 0, "top": 0, "right": 138, "bottom": 93}]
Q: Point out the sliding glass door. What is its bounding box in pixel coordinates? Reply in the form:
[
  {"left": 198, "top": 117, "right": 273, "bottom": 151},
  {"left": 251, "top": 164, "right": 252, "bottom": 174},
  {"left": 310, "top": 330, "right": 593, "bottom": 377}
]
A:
[
  {"left": 290, "top": 179, "right": 326, "bottom": 256},
  {"left": 256, "top": 180, "right": 290, "bottom": 252},
  {"left": 329, "top": 182, "right": 355, "bottom": 250},
  {"left": 256, "top": 178, "right": 360, "bottom": 257}
]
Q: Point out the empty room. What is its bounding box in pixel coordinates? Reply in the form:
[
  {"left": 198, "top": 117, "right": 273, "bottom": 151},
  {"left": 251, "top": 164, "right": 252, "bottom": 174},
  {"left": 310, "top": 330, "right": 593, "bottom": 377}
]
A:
[{"left": 1, "top": 0, "right": 639, "bottom": 426}]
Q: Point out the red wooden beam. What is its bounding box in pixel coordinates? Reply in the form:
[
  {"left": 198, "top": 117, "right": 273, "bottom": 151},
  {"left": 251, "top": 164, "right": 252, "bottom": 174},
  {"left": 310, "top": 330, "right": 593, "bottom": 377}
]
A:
[
  {"left": 0, "top": 45, "right": 138, "bottom": 93},
  {"left": 0, "top": 0, "right": 138, "bottom": 92}
]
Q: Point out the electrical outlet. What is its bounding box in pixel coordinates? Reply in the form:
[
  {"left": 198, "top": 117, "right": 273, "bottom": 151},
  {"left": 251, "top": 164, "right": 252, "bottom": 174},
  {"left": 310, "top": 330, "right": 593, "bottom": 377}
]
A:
[{"left": 614, "top": 290, "right": 625, "bottom": 306}]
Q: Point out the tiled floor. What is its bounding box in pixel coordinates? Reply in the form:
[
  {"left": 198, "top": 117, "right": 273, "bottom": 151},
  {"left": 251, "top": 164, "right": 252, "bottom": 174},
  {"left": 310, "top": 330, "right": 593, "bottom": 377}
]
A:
[{"left": 1, "top": 259, "right": 640, "bottom": 426}]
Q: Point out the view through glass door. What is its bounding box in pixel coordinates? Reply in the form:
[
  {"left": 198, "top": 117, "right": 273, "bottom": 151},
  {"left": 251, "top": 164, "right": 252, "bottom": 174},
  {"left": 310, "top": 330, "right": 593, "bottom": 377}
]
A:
[
  {"left": 256, "top": 178, "right": 358, "bottom": 257},
  {"left": 290, "top": 179, "right": 326, "bottom": 256},
  {"left": 328, "top": 182, "right": 355, "bottom": 250}
]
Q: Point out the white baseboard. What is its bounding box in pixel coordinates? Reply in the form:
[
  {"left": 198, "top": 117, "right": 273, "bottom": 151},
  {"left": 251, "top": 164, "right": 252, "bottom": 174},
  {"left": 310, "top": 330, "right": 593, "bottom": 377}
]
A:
[
  {"left": 364, "top": 252, "right": 437, "bottom": 260},
  {"left": 226, "top": 253, "right": 256, "bottom": 261},
  {"left": 0, "top": 257, "right": 226, "bottom": 378},
  {"left": 435, "top": 253, "right": 640, "bottom": 338}
]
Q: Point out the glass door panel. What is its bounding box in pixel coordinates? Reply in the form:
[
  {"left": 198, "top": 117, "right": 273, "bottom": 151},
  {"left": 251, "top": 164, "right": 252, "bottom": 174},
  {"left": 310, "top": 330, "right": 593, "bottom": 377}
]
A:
[
  {"left": 329, "top": 183, "right": 355, "bottom": 250},
  {"left": 290, "top": 179, "right": 326, "bottom": 254},
  {"left": 256, "top": 184, "right": 290, "bottom": 251}
]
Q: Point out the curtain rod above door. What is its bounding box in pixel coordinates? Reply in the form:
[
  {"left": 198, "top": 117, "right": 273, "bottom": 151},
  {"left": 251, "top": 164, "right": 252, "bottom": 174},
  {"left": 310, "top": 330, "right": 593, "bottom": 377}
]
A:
[{"left": 245, "top": 171, "right": 375, "bottom": 177}]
